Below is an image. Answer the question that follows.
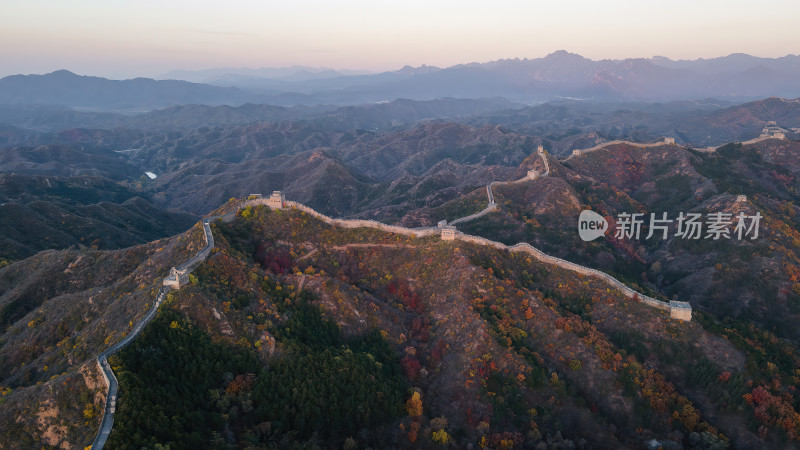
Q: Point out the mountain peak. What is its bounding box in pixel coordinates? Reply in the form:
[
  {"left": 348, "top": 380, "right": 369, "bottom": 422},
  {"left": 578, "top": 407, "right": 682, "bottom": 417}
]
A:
[
  {"left": 398, "top": 64, "right": 441, "bottom": 74},
  {"left": 544, "top": 50, "right": 586, "bottom": 60},
  {"left": 46, "top": 69, "right": 80, "bottom": 78}
]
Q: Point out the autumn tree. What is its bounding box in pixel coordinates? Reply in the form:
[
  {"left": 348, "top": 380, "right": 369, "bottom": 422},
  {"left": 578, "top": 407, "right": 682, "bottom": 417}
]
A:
[{"left": 406, "top": 391, "right": 423, "bottom": 417}]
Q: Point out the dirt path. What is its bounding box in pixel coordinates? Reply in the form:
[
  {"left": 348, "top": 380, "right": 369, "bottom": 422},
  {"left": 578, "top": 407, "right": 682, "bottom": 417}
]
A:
[{"left": 330, "top": 243, "right": 417, "bottom": 250}]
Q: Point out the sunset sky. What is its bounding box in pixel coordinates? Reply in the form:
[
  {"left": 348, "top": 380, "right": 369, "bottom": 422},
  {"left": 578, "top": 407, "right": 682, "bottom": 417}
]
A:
[{"left": 2, "top": 0, "right": 798, "bottom": 78}]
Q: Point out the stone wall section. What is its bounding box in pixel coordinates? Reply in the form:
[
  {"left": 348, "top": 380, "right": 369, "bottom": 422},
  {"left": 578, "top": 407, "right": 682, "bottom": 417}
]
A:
[
  {"left": 244, "top": 197, "right": 678, "bottom": 316},
  {"left": 91, "top": 218, "right": 217, "bottom": 449},
  {"left": 566, "top": 137, "right": 676, "bottom": 160}
]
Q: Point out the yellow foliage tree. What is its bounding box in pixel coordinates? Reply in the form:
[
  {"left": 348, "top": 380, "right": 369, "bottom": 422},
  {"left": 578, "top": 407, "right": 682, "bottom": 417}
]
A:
[
  {"left": 82, "top": 404, "right": 96, "bottom": 419},
  {"left": 406, "top": 391, "right": 423, "bottom": 417},
  {"left": 432, "top": 429, "right": 451, "bottom": 445}
]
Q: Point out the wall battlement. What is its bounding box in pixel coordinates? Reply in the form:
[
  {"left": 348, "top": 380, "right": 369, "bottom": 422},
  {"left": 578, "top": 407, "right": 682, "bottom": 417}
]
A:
[{"left": 236, "top": 143, "right": 689, "bottom": 322}]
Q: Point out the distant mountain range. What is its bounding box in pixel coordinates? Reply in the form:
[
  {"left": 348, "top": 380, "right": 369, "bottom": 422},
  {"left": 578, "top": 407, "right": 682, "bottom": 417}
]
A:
[
  {"left": 0, "top": 70, "right": 258, "bottom": 111},
  {"left": 159, "top": 66, "right": 376, "bottom": 84},
  {"left": 0, "top": 97, "right": 517, "bottom": 132},
  {"left": 2, "top": 52, "right": 800, "bottom": 110}
]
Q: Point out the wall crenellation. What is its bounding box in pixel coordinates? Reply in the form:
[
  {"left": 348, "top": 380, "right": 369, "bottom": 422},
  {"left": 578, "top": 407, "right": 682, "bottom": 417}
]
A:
[{"left": 236, "top": 134, "right": 689, "bottom": 320}]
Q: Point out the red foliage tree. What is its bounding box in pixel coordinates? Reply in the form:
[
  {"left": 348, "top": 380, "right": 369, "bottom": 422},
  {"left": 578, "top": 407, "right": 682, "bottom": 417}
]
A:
[{"left": 402, "top": 355, "right": 421, "bottom": 380}]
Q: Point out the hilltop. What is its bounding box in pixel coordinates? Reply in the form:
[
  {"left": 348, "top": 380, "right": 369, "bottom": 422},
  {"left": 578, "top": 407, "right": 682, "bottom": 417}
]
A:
[{"left": 5, "top": 195, "right": 800, "bottom": 447}]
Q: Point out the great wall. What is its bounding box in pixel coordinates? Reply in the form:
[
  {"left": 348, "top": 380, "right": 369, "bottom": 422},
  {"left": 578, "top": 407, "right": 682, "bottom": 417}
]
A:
[
  {"left": 239, "top": 144, "right": 688, "bottom": 321},
  {"left": 244, "top": 194, "right": 690, "bottom": 321},
  {"left": 451, "top": 145, "right": 550, "bottom": 226},
  {"left": 565, "top": 137, "right": 676, "bottom": 160},
  {"left": 91, "top": 218, "right": 219, "bottom": 449},
  {"left": 90, "top": 131, "right": 795, "bottom": 447}
]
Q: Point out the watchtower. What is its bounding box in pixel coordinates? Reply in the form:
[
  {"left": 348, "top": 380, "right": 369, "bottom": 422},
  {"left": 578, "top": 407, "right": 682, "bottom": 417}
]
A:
[
  {"left": 163, "top": 267, "right": 189, "bottom": 289},
  {"left": 267, "top": 191, "right": 285, "bottom": 209},
  {"left": 441, "top": 226, "right": 456, "bottom": 241},
  {"left": 669, "top": 301, "right": 692, "bottom": 321}
]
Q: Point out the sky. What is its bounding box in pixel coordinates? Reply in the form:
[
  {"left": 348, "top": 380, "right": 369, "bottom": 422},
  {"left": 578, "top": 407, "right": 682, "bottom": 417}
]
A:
[{"left": 1, "top": 0, "right": 799, "bottom": 79}]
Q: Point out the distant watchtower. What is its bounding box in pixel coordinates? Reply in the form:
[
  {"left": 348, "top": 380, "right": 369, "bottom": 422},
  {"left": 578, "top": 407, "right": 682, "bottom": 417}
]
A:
[
  {"left": 163, "top": 267, "right": 189, "bottom": 289},
  {"left": 762, "top": 125, "right": 788, "bottom": 139},
  {"left": 669, "top": 301, "right": 692, "bottom": 321},
  {"left": 664, "top": 137, "right": 675, "bottom": 145},
  {"left": 267, "top": 191, "right": 285, "bottom": 209},
  {"left": 441, "top": 226, "right": 456, "bottom": 241}
]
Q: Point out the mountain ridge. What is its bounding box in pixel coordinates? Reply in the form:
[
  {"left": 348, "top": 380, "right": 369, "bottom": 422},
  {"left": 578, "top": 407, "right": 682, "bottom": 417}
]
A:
[{"left": 4, "top": 52, "right": 800, "bottom": 109}]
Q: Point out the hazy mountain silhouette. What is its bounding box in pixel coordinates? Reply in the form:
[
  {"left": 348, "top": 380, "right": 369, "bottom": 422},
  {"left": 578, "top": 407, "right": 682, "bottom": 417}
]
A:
[
  {"left": 3, "top": 53, "right": 799, "bottom": 109},
  {"left": 0, "top": 70, "right": 259, "bottom": 111},
  {"left": 164, "top": 51, "right": 800, "bottom": 105}
]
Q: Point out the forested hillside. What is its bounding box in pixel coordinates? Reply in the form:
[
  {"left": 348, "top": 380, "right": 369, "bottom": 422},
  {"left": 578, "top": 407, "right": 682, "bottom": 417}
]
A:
[{"left": 100, "top": 205, "right": 800, "bottom": 448}]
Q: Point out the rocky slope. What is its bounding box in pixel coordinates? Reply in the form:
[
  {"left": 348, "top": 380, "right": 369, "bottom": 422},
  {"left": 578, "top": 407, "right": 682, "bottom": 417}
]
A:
[{"left": 0, "top": 222, "right": 208, "bottom": 447}]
